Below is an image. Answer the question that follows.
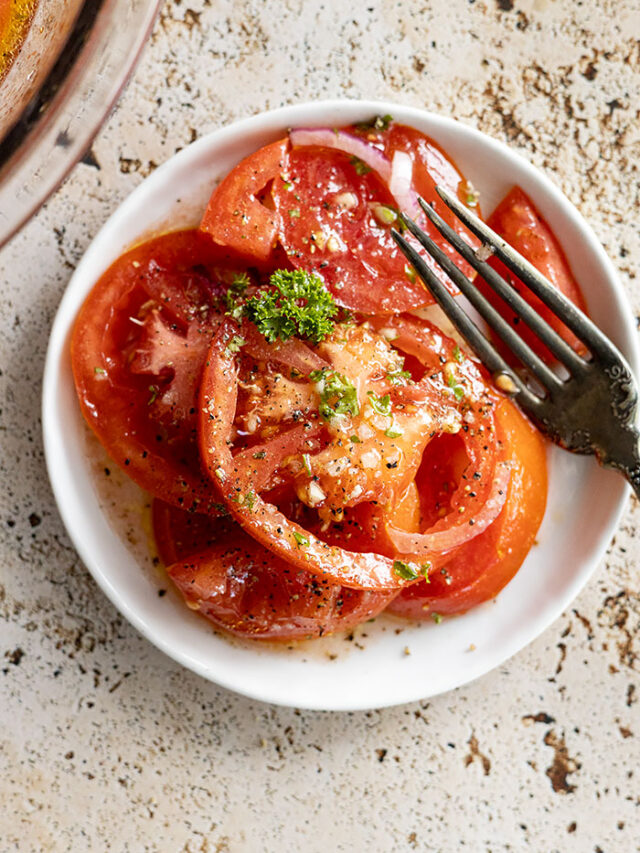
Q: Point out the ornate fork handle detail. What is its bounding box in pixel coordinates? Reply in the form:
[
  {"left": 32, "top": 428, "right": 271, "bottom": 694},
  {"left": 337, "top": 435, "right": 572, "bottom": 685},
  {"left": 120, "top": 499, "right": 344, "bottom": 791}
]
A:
[
  {"left": 601, "top": 424, "right": 640, "bottom": 500},
  {"left": 605, "top": 363, "right": 638, "bottom": 425}
]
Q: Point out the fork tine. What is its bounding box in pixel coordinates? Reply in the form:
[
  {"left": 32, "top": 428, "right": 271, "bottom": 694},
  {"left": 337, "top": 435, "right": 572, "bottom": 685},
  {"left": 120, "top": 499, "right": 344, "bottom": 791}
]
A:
[
  {"left": 434, "top": 185, "right": 621, "bottom": 362},
  {"left": 417, "top": 197, "right": 586, "bottom": 373},
  {"left": 399, "top": 213, "right": 563, "bottom": 393},
  {"left": 390, "top": 229, "right": 542, "bottom": 411}
]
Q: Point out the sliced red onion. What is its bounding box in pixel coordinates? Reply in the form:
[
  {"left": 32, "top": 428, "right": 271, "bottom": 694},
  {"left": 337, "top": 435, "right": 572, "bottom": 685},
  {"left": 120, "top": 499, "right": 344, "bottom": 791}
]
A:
[
  {"left": 389, "top": 150, "right": 420, "bottom": 218},
  {"left": 387, "top": 462, "right": 511, "bottom": 557},
  {"left": 289, "top": 127, "right": 391, "bottom": 183}
]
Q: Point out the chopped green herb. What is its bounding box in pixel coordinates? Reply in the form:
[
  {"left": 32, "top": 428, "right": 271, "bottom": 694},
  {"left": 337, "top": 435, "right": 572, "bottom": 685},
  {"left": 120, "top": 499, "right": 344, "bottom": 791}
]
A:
[
  {"left": 384, "top": 424, "right": 404, "bottom": 439},
  {"left": 231, "top": 271, "right": 250, "bottom": 289},
  {"left": 280, "top": 174, "right": 294, "bottom": 190},
  {"left": 465, "top": 183, "right": 480, "bottom": 208},
  {"left": 350, "top": 156, "right": 371, "bottom": 176},
  {"left": 421, "top": 562, "right": 432, "bottom": 580},
  {"left": 245, "top": 269, "right": 338, "bottom": 344},
  {"left": 288, "top": 208, "right": 301, "bottom": 218},
  {"left": 404, "top": 263, "right": 416, "bottom": 283},
  {"left": 148, "top": 384, "right": 159, "bottom": 405},
  {"left": 252, "top": 450, "right": 266, "bottom": 459},
  {"left": 453, "top": 345, "right": 464, "bottom": 363},
  {"left": 432, "top": 612, "right": 443, "bottom": 625},
  {"left": 350, "top": 434, "right": 361, "bottom": 443},
  {"left": 302, "top": 453, "right": 313, "bottom": 476},
  {"left": 395, "top": 214, "right": 408, "bottom": 234},
  {"left": 293, "top": 530, "right": 310, "bottom": 548},
  {"left": 232, "top": 489, "right": 255, "bottom": 509},
  {"left": 311, "top": 367, "right": 360, "bottom": 421},
  {"left": 367, "top": 391, "right": 392, "bottom": 416},
  {"left": 94, "top": 366, "right": 106, "bottom": 375},
  {"left": 225, "top": 273, "right": 250, "bottom": 319},
  {"left": 356, "top": 114, "right": 393, "bottom": 132},
  {"left": 225, "top": 334, "right": 246, "bottom": 355},
  {"left": 226, "top": 300, "right": 245, "bottom": 321},
  {"left": 393, "top": 560, "right": 419, "bottom": 580},
  {"left": 386, "top": 364, "right": 412, "bottom": 386},
  {"left": 446, "top": 373, "right": 464, "bottom": 401},
  {"left": 446, "top": 370, "right": 465, "bottom": 401}
]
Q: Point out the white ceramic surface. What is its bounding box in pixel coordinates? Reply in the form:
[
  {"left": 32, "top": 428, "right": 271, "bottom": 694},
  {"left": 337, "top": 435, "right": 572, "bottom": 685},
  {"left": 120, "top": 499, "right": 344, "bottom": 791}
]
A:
[{"left": 42, "top": 100, "right": 640, "bottom": 711}]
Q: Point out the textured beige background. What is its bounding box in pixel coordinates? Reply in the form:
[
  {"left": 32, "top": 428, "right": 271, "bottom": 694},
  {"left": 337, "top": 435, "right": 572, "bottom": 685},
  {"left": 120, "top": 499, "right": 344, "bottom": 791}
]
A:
[{"left": 1, "top": 0, "right": 640, "bottom": 850}]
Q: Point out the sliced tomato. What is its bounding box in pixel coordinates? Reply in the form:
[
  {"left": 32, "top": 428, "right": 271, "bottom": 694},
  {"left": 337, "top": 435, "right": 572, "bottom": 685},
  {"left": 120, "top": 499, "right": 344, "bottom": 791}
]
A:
[
  {"left": 153, "top": 499, "right": 396, "bottom": 640},
  {"left": 316, "top": 481, "right": 423, "bottom": 560},
  {"left": 232, "top": 421, "right": 325, "bottom": 493},
  {"left": 479, "top": 186, "right": 588, "bottom": 363},
  {"left": 152, "top": 498, "right": 234, "bottom": 565},
  {"left": 198, "top": 319, "right": 411, "bottom": 590},
  {"left": 240, "top": 321, "right": 329, "bottom": 374},
  {"left": 272, "top": 145, "right": 431, "bottom": 314},
  {"left": 388, "top": 396, "right": 547, "bottom": 617},
  {"left": 366, "top": 312, "right": 509, "bottom": 556},
  {"left": 273, "top": 123, "right": 484, "bottom": 314},
  {"left": 71, "top": 229, "right": 242, "bottom": 512},
  {"left": 198, "top": 315, "right": 522, "bottom": 590},
  {"left": 200, "top": 138, "right": 288, "bottom": 263},
  {"left": 380, "top": 123, "right": 481, "bottom": 283}
]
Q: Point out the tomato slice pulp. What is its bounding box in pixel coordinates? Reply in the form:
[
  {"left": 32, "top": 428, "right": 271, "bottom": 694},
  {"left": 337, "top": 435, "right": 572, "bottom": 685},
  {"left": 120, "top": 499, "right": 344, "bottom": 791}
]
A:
[{"left": 71, "top": 230, "right": 244, "bottom": 512}]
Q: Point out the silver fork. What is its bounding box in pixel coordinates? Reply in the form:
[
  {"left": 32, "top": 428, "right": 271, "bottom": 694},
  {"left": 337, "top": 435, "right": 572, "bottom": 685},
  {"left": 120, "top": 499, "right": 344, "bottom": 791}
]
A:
[{"left": 391, "top": 186, "right": 640, "bottom": 498}]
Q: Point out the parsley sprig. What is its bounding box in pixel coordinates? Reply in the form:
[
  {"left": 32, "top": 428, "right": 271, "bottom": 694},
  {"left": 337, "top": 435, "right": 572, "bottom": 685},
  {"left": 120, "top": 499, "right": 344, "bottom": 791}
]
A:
[{"left": 244, "top": 269, "right": 338, "bottom": 344}]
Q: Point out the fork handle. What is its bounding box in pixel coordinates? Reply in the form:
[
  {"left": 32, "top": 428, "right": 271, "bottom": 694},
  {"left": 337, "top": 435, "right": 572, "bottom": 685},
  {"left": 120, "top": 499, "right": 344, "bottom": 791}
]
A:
[{"left": 601, "top": 424, "right": 640, "bottom": 500}]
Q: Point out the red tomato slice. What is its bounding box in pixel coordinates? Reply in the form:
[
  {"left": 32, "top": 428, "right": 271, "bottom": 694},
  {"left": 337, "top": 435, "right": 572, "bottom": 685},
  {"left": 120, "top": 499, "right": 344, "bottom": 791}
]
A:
[
  {"left": 388, "top": 397, "right": 547, "bottom": 617},
  {"left": 198, "top": 319, "right": 409, "bottom": 590},
  {"left": 240, "top": 321, "right": 329, "bottom": 374},
  {"left": 386, "top": 453, "right": 510, "bottom": 558},
  {"left": 273, "top": 123, "right": 483, "bottom": 315},
  {"left": 232, "top": 422, "right": 325, "bottom": 493},
  {"left": 272, "top": 144, "right": 431, "bottom": 314},
  {"left": 479, "top": 186, "right": 588, "bottom": 363},
  {"left": 200, "top": 138, "right": 288, "bottom": 263},
  {"left": 152, "top": 498, "right": 235, "bottom": 565},
  {"left": 381, "top": 124, "right": 481, "bottom": 283},
  {"left": 153, "top": 499, "right": 396, "bottom": 640},
  {"left": 198, "top": 315, "right": 521, "bottom": 590},
  {"left": 71, "top": 229, "right": 241, "bottom": 512},
  {"left": 365, "top": 312, "right": 510, "bottom": 555}
]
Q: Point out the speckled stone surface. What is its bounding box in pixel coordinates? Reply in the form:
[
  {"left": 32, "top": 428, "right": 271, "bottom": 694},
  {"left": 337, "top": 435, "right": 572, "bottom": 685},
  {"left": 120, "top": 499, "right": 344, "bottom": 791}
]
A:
[{"left": 1, "top": 0, "right": 639, "bottom": 849}]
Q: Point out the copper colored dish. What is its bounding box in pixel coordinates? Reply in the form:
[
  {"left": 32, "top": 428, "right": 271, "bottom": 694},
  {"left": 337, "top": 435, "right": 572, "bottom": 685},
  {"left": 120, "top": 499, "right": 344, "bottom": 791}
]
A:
[{"left": 0, "top": 0, "right": 162, "bottom": 249}]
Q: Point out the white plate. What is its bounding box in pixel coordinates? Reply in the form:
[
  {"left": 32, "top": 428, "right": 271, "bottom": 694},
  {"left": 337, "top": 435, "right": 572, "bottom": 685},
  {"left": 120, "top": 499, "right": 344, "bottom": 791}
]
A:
[{"left": 42, "top": 100, "right": 639, "bottom": 710}]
